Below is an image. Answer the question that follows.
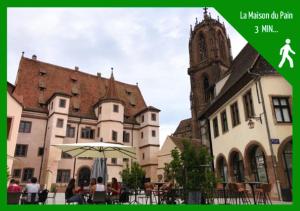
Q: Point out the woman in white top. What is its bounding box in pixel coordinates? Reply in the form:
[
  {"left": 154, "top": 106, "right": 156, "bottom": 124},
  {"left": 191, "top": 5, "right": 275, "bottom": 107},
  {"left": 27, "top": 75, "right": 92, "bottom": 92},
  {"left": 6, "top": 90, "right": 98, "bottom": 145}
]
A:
[
  {"left": 95, "top": 177, "right": 106, "bottom": 191},
  {"left": 23, "top": 177, "right": 40, "bottom": 203}
]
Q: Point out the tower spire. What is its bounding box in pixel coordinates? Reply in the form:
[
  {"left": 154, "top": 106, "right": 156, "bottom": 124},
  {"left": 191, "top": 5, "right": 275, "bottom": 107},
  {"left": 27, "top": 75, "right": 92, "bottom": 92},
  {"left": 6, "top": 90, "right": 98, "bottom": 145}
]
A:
[
  {"left": 103, "top": 68, "right": 119, "bottom": 100},
  {"left": 203, "top": 7, "right": 209, "bottom": 20}
]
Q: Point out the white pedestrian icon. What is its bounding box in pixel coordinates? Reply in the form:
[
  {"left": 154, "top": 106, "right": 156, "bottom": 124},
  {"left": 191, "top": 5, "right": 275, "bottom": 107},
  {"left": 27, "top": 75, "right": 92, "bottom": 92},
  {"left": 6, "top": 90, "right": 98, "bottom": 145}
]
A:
[{"left": 278, "top": 38, "right": 296, "bottom": 68}]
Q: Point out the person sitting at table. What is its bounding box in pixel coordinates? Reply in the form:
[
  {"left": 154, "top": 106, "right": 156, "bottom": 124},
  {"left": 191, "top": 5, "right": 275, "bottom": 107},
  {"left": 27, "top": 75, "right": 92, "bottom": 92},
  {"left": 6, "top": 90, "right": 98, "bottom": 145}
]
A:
[
  {"left": 65, "top": 179, "right": 85, "bottom": 204},
  {"left": 8, "top": 179, "right": 22, "bottom": 193},
  {"left": 144, "top": 179, "right": 155, "bottom": 203},
  {"left": 160, "top": 179, "right": 173, "bottom": 192},
  {"left": 158, "top": 179, "right": 174, "bottom": 203},
  {"left": 21, "top": 177, "right": 41, "bottom": 204},
  {"left": 108, "top": 177, "right": 120, "bottom": 203},
  {"left": 95, "top": 177, "right": 106, "bottom": 192}
]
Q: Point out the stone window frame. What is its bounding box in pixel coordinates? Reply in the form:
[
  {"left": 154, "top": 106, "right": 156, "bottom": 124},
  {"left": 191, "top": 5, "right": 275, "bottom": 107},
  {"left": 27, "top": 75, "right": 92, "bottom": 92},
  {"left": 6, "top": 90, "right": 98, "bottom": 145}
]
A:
[
  {"left": 56, "top": 169, "right": 71, "bottom": 183},
  {"left": 19, "top": 121, "right": 32, "bottom": 133},
  {"left": 13, "top": 169, "right": 21, "bottom": 178},
  {"left": 66, "top": 124, "right": 75, "bottom": 138},
  {"left": 220, "top": 110, "right": 229, "bottom": 133},
  {"left": 270, "top": 96, "right": 292, "bottom": 124},
  {"left": 212, "top": 116, "right": 219, "bottom": 138},
  {"left": 59, "top": 98, "right": 66, "bottom": 108},
  {"left": 37, "top": 147, "right": 44, "bottom": 156},
  {"left": 22, "top": 168, "right": 34, "bottom": 182},
  {"left": 230, "top": 101, "right": 241, "bottom": 127},
  {"left": 151, "top": 130, "right": 156, "bottom": 137},
  {"left": 113, "top": 104, "right": 119, "bottom": 113},
  {"left": 81, "top": 127, "right": 95, "bottom": 139},
  {"left": 14, "top": 144, "right": 28, "bottom": 157},
  {"left": 243, "top": 89, "right": 255, "bottom": 121},
  {"left": 112, "top": 130, "right": 118, "bottom": 141},
  {"left": 56, "top": 118, "right": 64, "bottom": 128}
]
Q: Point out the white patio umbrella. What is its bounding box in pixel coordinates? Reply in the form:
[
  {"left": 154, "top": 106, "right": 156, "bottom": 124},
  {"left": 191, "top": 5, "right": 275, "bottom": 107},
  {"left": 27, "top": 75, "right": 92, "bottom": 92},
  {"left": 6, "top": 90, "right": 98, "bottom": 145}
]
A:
[
  {"left": 52, "top": 142, "right": 136, "bottom": 159},
  {"left": 91, "top": 158, "right": 108, "bottom": 184}
]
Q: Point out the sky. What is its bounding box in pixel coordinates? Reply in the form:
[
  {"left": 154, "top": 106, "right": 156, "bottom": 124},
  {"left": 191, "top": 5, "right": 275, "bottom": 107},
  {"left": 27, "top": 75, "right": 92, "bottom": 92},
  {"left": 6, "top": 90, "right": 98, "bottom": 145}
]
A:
[{"left": 7, "top": 8, "right": 247, "bottom": 146}]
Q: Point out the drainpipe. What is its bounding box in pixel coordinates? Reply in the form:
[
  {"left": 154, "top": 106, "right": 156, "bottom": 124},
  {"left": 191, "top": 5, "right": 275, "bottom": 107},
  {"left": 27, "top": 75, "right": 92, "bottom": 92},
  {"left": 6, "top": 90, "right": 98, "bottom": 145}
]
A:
[
  {"left": 131, "top": 122, "right": 134, "bottom": 167},
  {"left": 73, "top": 118, "right": 81, "bottom": 178},
  {"left": 247, "top": 69, "right": 282, "bottom": 201},
  {"left": 206, "top": 118, "right": 215, "bottom": 172},
  {"left": 39, "top": 117, "right": 49, "bottom": 183}
]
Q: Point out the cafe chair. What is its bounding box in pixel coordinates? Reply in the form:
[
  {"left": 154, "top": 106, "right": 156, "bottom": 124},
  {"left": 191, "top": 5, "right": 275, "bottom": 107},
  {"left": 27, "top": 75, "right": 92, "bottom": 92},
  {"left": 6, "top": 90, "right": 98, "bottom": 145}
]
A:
[
  {"left": 7, "top": 192, "right": 22, "bottom": 205},
  {"left": 255, "top": 184, "right": 273, "bottom": 205},
  {"left": 46, "top": 189, "right": 57, "bottom": 204},
  {"left": 234, "top": 183, "right": 251, "bottom": 204},
  {"left": 214, "top": 183, "right": 225, "bottom": 204},
  {"left": 92, "top": 191, "right": 107, "bottom": 204}
]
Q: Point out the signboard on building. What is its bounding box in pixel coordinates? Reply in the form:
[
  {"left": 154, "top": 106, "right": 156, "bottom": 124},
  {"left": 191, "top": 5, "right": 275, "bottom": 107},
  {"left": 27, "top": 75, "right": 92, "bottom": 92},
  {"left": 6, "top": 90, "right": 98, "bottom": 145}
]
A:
[{"left": 271, "top": 139, "right": 280, "bottom": 144}]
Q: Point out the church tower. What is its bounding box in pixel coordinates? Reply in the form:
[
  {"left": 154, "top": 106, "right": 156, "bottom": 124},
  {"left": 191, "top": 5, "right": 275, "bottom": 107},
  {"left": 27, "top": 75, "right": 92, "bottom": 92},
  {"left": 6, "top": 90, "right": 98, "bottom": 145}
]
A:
[{"left": 188, "top": 8, "right": 233, "bottom": 139}]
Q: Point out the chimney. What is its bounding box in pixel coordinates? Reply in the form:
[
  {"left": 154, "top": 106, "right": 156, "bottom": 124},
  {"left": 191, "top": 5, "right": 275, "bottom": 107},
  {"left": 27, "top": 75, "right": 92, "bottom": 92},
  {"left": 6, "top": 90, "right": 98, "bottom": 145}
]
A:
[
  {"left": 97, "top": 72, "right": 101, "bottom": 78},
  {"left": 75, "top": 66, "right": 79, "bottom": 71},
  {"left": 32, "top": 54, "right": 37, "bottom": 60}
]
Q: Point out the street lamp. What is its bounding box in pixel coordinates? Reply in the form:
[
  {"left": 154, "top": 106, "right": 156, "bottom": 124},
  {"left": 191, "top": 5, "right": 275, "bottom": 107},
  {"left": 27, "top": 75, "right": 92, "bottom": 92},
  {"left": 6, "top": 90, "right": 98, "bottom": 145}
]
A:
[{"left": 247, "top": 115, "right": 262, "bottom": 129}]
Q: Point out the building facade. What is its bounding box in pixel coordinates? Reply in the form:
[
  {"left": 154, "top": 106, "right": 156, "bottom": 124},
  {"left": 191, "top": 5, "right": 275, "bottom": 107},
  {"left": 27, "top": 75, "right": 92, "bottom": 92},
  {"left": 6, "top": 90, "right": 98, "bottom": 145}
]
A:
[
  {"left": 9, "top": 55, "right": 160, "bottom": 189},
  {"left": 199, "top": 45, "right": 292, "bottom": 201},
  {"left": 7, "top": 82, "right": 23, "bottom": 175},
  {"left": 173, "top": 8, "right": 292, "bottom": 201}
]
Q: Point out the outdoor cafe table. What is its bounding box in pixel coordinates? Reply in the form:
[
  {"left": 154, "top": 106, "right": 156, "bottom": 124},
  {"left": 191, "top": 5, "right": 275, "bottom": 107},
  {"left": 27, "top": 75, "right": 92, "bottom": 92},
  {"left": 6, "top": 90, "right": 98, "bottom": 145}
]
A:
[
  {"left": 220, "top": 182, "right": 228, "bottom": 205},
  {"left": 244, "top": 181, "right": 266, "bottom": 205},
  {"left": 154, "top": 182, "right": 165, "bottom": 204}
]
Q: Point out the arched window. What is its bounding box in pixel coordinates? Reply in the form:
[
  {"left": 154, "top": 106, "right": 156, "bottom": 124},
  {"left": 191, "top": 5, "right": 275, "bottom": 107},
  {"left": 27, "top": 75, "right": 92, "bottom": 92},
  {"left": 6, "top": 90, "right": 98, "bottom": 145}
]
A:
[
  {"left": 199, "top": 33, "right": 207, "bottom": 61},
  {"left": 203, "top": 76, "right": 209, "bottom": 90},
  {"left": 283, "top": 142, "right": 292, "bottom": 188},
  {"left": 250, "top": 146, "right": 268, "bottom": 183},
  {"left": 203, "top": 76, "right": 210, "bottom": 102},
  {"left": 218, "top": 31, "right": 226, "bottom": 60},
  {"left": 203, "top": 75, "right": 215, "bottom": 102},
  {"left": 217, "top": 157, "right": 228, "bottom": 182},
  {"left": 231, "top": 152, "right": 244, "bottom": 182}
]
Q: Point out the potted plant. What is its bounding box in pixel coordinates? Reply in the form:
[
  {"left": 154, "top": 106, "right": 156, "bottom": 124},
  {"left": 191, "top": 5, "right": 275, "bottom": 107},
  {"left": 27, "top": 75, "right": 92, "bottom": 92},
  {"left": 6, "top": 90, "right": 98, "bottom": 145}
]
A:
[{"left": 166, "top": 140, "right": 216, "bottom": 204}]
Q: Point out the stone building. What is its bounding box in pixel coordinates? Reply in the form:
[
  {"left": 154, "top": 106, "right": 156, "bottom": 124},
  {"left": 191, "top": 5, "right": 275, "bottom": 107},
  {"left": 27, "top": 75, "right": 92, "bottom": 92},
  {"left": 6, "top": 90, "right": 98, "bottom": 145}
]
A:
[
  {"left": 172, "top": 8, "right": 292, "bottom": 201},
  {"left": 7, "top": 82, "right": 23, "bottom": 174},
  {"left": 9, "top": 55, "right": 160, "bottom": 188}
]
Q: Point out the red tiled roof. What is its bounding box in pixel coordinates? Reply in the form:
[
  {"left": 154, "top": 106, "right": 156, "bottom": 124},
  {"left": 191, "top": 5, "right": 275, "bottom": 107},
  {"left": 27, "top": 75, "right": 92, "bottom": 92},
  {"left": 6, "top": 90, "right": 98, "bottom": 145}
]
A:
[{"left": 13, "top": 57, "right": 147, "bottom": 119}]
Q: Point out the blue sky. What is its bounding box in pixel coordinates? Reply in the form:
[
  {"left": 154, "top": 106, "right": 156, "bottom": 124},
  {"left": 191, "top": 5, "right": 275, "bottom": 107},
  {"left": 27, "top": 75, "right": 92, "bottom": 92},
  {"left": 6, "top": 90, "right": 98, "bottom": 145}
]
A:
[{"left": 7, "top": 8, "right": 246, "bottom": 145}]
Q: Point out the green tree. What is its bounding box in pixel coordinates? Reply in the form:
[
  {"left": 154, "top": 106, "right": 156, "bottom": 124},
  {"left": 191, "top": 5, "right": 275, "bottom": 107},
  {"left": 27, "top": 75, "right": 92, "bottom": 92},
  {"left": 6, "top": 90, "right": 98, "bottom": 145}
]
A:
[
  {"left": 165, "top": 139, "right": 216, "bottom": 192},
  {"left": 120, "top": 162, "right": 145, "bottom": 189},
  {"left": 164, "top": 148, "right": 183, "bottom": 187}
]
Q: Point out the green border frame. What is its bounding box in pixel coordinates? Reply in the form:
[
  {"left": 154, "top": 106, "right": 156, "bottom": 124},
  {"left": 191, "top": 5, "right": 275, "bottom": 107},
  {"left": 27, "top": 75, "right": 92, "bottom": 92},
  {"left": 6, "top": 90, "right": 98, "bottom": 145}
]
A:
[{"left": 1, "top": 0, "right": 299, "bottom": 210}]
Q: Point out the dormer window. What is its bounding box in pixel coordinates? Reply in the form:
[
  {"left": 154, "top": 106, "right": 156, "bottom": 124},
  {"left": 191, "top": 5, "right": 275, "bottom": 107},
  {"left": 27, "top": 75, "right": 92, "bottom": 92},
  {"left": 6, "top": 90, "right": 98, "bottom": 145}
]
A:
[
  {"left": 70, "top": 75, "right": 78, "bottom": 82},
  {"left": 73, "top": 99, "right": 80, "bottom": 112},
  {"left": 59, "top": 99, "right": 66, "bottom": 108},
  {"left": 71, "top": 86, "right": 79, "bottom": 96},
  {"left": 129, "top": 95, "right": 136, "bottom": 107},
  {"left": 39, "top": 69, "right": 47, "bottom": 76},
  {"left": 125, "top": 90, "right": 132, "bottom": 95},
  {"left": 39, "top": 80, "right": 46, "bottom": 90}
]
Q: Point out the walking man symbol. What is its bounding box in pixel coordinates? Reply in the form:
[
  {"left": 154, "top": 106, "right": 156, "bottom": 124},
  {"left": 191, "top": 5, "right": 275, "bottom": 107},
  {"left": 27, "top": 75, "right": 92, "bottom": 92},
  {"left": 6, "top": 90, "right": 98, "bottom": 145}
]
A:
[{"left": 278, "top": 39, "right": 296, "bottom": 68}]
